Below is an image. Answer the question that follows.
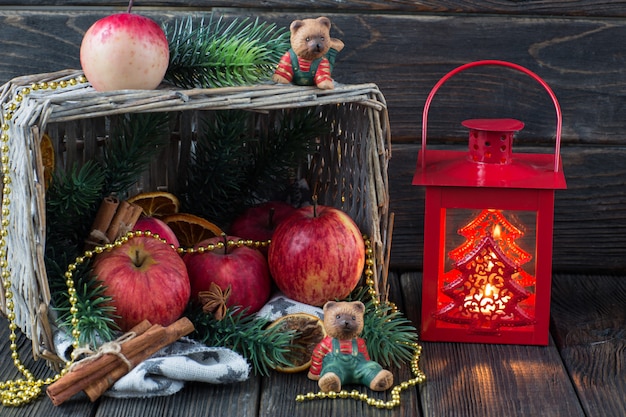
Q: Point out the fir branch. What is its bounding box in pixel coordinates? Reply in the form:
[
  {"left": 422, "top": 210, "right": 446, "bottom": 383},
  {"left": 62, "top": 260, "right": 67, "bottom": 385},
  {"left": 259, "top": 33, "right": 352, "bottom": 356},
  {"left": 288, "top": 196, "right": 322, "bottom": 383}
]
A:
[
  {"left": 190, "top": 307, "right": 297, "bottom": 376},
  {"left": 181, "top": 110, "right": 251, "bottom": 226},
  {"left": 350, "top": 287, "right": 420, "bottom": 368},
  {"left": 45, "top": 160, "right": 107, "bottom": 246},
  {"left": 245, "top": 108, "right": 329, "bottom": 202},
  {"left": 164, "top": 15, "right": 290, "bottom": 88},
  {"left": 47, "top": 254, "right": 119, "bottom": 348},
  {"left": 181, "top": 109, "right": 328, "bottom": 227},
  {"left": 101, "top": 112, "right": 170, "bottom": 198},
  {"left": 362, "top": 302, "right": 419, "bottom": 368}
]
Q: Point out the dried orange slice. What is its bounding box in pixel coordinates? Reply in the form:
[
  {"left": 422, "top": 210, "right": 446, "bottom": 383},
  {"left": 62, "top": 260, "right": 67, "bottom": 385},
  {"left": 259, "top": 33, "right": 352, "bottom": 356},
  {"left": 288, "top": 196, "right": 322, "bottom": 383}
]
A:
[
  {"left": 161, "top": 213, "right": 223, "bottom": 248},
  {"left": 40, "top": 133, "right": 55, "bottom": 189},
  {"left": 127, "top": 191, "right": 180, "bottom": 217},
  {"left": 267, "top": 313, "right": 326, "bottom": 373}
]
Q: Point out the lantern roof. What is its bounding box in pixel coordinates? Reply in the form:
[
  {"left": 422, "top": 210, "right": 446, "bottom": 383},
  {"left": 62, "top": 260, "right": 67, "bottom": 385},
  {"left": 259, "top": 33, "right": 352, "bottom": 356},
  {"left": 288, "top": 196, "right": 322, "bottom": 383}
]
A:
[
  {"left": 461, "top": 118, "right": 525, "bottom": 132},
  {"left": 414, "top": 118, "right": 566, "bottom": 190},
  {"left": 412, "top": 149, "right": 566, "bottom": 189}
]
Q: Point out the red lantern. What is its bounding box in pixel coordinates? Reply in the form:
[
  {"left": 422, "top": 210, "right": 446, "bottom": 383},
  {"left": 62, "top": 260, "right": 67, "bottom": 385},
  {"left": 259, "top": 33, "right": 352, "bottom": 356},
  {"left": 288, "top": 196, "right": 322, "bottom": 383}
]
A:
[{"left": 413, "top": 60, "right": 567, "bottom": 345}]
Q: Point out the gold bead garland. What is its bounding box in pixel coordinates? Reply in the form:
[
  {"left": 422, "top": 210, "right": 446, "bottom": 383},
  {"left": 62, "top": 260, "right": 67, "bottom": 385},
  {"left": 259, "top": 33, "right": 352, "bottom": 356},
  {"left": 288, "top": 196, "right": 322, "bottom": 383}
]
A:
[
  {"left": 294, "top": 236, "right": 426, "bottom": 409},
  {"left": 0, "top": 75, "right": 88, "bottom": 406}
]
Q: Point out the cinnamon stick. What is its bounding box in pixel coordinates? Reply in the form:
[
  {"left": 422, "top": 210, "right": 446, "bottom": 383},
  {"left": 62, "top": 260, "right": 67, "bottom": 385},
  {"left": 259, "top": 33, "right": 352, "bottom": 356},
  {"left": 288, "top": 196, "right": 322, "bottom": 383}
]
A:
[
  {"left": 91, "top": 195, "right": 120, "bottom": 234},
  {"left": 83, "top": 317, "right": 195, "bottom": 401},
  {"left": 105, "top": 200, "right": 134, "bottom": 242},
  {"left": 85, "top": 195, "right": 119, "bottom": 250},
  {"left": 46, "top": 319, "right": 154, "bottom": 406},
  {"left": 127, "top": 202, "right": 144, "bottom": 229}
]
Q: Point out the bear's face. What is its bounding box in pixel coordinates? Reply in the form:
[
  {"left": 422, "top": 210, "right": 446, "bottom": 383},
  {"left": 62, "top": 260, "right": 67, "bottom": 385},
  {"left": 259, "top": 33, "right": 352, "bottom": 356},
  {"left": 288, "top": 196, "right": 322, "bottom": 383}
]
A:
[
  {"left": 322, "top": 301, "right": 365, "bottom": 340},
  {"left": 290, "top": 17, "right": 332, "bottom": 61}
]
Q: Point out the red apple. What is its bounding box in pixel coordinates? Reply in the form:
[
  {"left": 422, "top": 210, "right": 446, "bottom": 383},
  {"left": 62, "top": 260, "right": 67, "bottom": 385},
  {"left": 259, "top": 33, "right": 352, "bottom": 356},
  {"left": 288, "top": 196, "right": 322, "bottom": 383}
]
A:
[
  {"left": 268, "top": 204, "right": 365, "bottom": 306},
  {"left": 79, "top": 0, "right": 169, "bottom": 91},
  {"left": 184, "top": 235, "right": 271, "bottom": 314},
  {"left": 228, "top": 201, "right": 296, "bottom": 254},
  {"left": 92, "top": 235, "right": 190, "bottom": 331},
  {"left": 133, "top": 216, "right": 180, "bottom": 247}
]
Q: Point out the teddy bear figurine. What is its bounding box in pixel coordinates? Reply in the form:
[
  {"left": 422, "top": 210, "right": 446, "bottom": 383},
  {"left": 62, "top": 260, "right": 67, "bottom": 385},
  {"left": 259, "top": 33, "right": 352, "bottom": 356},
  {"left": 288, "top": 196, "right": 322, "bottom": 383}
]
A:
[
  {"left": 273, "top": 16, "right": 344, "bottom": 90},
  {"left": 307, "top": 301, "right": 394, "bottom": 393}
]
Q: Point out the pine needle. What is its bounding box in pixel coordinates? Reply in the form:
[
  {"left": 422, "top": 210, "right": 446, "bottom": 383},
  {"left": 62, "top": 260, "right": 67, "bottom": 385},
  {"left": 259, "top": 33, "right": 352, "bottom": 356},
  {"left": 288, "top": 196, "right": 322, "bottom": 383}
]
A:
[
  {"left": 190, "top": 306, "right": 297, "bottom": 376},
  {"left": 180, "top": 108, "right": 329, "bottom": 227},
  {"left": 101, "top": 112, "right": 170, "bottom": 198},
  {"left": 47, "top": 254, "right": 119, "bottom": 348},
  {"left": 181, "top": 110, "right": 251, "bottom": 226},
  {"left": 164, "top": 15, "right": 290, "bottom": 88},
  {"left": 350, "top": 287, "right": 420, "bottom": 368},
  {"left": 45, "top": 160, "right": 107, "bottom": 244}
]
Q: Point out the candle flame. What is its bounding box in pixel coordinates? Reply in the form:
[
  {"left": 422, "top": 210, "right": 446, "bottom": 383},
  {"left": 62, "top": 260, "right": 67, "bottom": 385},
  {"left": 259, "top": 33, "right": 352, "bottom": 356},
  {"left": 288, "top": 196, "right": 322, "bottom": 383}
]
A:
[
  {"left": 484, "top": 283, "right": 494, "bottom": 297},
  {"left": 493, "top": 224, "right": 502, "bottom": 240}
]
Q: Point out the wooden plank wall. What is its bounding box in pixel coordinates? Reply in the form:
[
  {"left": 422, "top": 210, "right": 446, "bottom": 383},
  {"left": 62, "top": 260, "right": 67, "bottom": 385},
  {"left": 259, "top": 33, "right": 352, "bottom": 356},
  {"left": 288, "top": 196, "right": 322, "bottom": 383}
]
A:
[{"left": 1, "top": 1, "right": 625, "bottom": 273}]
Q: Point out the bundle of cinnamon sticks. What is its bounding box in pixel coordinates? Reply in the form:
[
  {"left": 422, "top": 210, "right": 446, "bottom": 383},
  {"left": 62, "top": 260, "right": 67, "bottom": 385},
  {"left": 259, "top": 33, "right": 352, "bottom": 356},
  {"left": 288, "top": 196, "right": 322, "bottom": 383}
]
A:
[
  {"left": 46, "top": 317, "right": 194, "bottom": 406},
  {"left": 85, "top": 195, "right": 143, "bottom": 250}
]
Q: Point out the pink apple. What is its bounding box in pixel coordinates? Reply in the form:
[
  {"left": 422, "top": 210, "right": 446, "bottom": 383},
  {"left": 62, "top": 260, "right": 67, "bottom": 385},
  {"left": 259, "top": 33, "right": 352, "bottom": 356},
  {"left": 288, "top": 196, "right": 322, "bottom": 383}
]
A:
[
  {"left": 79, "top": 0, "right": 169, "bottom": 91},
  {"left": 228, "top": 201, "right": 296, "bottom": 254},
  {"left": 133, "top": 216, "right": 180, "bottom": 247},
  {"left": 184, "top": 235, "right": 271, "bottom": 314},
  {"left": 268, "top": 204, "right": 365, "bottom": 306},
  {"left": 92, "top": 235, "right": 190, "bottom": 331}
]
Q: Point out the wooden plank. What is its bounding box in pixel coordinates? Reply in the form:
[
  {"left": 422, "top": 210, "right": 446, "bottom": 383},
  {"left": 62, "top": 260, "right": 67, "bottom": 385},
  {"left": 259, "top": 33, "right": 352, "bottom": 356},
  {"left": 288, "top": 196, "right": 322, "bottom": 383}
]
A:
[
  {"left": 0, "top": 317, "right": 98, "bottom": 415},
  {"left": 0, "top": 11, "right": 625, "bottom": 145},
  {"left": 94, "top": 376, "right": 262, "bottom": 417},
  {"left": 398, "top": 271, "right": 586, "bottom": 417},
  {"left": 550, "top": 274, "right": 626, "bottom": 417},
  {"left": 257, "top": 367, "right": 418, "bottom": 417},
  {"left": 339, "top": 13, "right": 626, "bottom": 145},
  {"left": 385, "top": 270, "right": 424, "bottom": 416},
  {"left": 2, "top": 1, "right": 626, "bottom": 18},
  {"left": 388, "top": 144, "right": 626, "bottom": 273}
]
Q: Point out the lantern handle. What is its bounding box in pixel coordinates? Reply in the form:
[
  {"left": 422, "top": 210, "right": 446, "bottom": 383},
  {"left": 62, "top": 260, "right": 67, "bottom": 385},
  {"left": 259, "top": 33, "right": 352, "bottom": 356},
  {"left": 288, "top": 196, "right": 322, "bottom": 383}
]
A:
[{"left": 420, "top": 60, "right": 562, "bottom": 172}]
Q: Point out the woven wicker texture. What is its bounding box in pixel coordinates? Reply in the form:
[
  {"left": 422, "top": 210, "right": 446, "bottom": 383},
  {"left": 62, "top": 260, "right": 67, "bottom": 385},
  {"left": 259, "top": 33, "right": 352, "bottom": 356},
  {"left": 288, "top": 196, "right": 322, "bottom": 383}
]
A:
[{"left": 0, "top": 70, "right": 391, "bottom": 362}]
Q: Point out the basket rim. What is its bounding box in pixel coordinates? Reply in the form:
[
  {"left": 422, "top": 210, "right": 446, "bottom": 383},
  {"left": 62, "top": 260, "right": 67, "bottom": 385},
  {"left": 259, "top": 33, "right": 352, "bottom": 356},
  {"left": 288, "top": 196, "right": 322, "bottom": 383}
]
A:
[{"left": 2, "top": 69, "right": 389, "bottom": 128}]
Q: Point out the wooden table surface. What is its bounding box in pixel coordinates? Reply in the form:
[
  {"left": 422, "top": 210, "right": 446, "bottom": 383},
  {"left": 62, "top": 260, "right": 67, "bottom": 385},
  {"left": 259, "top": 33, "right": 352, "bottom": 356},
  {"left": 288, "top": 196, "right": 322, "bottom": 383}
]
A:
[{"left": 1, "top": 271, "right": 624, "bottom": 417}]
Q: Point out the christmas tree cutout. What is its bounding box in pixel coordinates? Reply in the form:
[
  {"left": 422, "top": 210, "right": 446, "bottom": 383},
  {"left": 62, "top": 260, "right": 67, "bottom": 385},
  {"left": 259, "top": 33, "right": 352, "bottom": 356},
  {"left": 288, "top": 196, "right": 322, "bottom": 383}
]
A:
[
  {"left": 449, "top": 209, "right": 531, "bottom": 266},
  {"left": 435, "top": 210, "right": 536, "bottom": 334}
]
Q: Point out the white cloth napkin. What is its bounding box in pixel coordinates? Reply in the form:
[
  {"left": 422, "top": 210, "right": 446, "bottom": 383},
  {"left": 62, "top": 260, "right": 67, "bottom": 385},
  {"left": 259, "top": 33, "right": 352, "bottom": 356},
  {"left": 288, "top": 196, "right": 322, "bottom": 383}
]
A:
[
  {"left": 105, "top": 337, "right": 250, "bottom": 398},
  {"left": 255, "top": 292, "right": 324, "bottom": 322}
]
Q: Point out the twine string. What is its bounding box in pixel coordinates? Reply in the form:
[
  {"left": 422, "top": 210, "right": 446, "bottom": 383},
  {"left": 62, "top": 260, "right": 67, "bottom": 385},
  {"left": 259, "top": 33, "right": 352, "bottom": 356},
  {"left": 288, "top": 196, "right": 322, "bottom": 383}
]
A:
[
  {"left": 84, "top": 229, "right": 110, "bottom": 249},
  {"left": 69, "top": 331, "right": 137, "bottom": 372}
]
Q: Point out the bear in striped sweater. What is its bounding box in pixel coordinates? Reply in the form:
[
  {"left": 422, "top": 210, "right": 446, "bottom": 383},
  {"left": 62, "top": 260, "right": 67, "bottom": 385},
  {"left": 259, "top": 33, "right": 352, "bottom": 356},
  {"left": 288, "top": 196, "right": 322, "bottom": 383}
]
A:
[{"left": 273, "top": 17, "right": 344, "bottom": 90}]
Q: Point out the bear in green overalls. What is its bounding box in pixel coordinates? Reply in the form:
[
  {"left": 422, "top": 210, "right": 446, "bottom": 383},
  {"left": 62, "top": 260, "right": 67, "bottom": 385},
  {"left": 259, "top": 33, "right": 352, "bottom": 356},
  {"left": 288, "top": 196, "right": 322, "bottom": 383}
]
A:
[
  {"left": 273, "top": 17, "right": 344, "bottom": 90},
  {"left": 308, "top": 301, "right": 394, "bottom": 393}
]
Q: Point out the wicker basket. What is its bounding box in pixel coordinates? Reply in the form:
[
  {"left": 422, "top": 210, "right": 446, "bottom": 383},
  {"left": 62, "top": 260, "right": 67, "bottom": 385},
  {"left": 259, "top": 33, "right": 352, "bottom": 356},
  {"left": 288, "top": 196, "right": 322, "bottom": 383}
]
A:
[{"left": 0, "top": 69, "right": 392, "bottom": 363}]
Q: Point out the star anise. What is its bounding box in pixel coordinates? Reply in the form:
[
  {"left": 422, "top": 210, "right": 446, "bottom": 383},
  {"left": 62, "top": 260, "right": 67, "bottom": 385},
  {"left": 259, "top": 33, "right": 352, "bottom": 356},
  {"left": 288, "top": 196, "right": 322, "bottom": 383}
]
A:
[{"left": 198, "top": 282, "right": 231, "bottom": 320}]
